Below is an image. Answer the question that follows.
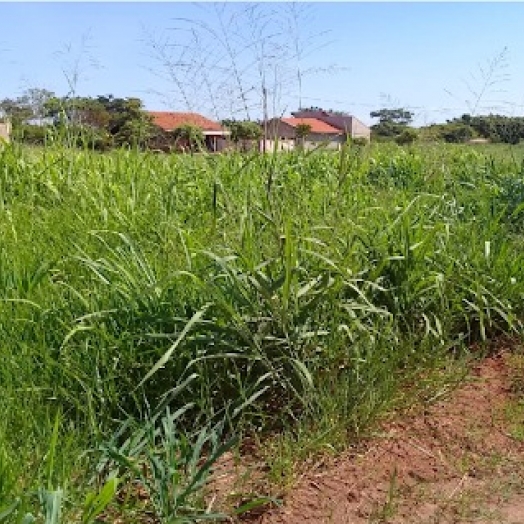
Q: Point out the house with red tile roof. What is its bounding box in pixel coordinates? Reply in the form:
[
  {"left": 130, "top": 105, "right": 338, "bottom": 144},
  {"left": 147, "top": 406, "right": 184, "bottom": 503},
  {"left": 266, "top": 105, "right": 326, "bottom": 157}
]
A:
[
  {"left": 264, "top": 116, "right": 345, "bottom": 151},
  {"left": 291, "top": 109, "right": 371, "bottom": 142},
  {"left": 280, "top": 117, "right": 342, "bottom": 135},
  {"left": 149, "top": 111, "right": 230, "bottom": 152}
]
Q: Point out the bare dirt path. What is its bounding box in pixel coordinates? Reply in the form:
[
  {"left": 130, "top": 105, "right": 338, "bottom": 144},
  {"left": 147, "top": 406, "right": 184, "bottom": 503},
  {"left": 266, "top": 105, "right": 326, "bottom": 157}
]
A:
[{"left": 225, "top": 352, "right": 524, "bottom": 523}]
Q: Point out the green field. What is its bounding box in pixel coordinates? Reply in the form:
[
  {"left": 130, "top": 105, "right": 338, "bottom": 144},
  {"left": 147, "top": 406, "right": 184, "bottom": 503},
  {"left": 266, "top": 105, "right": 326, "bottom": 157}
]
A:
[{"left": 1, "top": 141, "right": 524, "bottom": 522}]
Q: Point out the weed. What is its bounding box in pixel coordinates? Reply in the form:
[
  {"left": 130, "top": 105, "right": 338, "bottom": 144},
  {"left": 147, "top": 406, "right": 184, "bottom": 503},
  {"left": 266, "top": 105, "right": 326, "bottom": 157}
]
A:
[{"left": 2, "top": 142, "right": 524, "bottom": 519}]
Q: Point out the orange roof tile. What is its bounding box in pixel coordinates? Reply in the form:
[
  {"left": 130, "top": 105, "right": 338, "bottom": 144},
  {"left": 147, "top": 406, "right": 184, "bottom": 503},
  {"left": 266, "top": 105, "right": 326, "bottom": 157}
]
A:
[
  {"left": 281, "top": 117, "right": 341, "bottom": 134},
  {"left": 149, "top": 112, "right": 225, "bottom": 133}
]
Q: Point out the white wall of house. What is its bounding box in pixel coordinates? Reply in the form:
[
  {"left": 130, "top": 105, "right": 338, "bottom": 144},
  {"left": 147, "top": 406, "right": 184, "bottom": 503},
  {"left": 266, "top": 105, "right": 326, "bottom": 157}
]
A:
[
  {"left": 350, "top": 117, "right": 371, "bottom": 141},
  {"left": 303, "top": 133, "right": 344, "bottom": 150},
  {"left": 0, "top": 122, "right": 11, "bottom": 142},
  {"left": 260, "top": 138, "right": 295, "bottom": 152},
  {"left": 264, "top": 119, "right": 298, "bottom": 152}
]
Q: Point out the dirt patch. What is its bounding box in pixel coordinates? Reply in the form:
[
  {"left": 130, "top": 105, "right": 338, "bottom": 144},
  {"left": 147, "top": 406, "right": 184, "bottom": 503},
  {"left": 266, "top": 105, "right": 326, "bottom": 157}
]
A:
[{"left": 213, "top": 352, "right": 524, "bottom": 523}]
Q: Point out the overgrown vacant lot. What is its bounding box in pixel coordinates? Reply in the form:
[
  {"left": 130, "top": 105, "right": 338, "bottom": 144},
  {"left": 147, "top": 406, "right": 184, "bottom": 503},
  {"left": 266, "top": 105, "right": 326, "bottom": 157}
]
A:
[{"left": 1, "top": 142, "right": 524, "bottom": 521}]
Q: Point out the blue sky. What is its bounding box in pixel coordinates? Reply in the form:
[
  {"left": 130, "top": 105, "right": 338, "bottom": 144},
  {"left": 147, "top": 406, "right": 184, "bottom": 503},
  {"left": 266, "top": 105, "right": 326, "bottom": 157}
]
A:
[{"left": 1, "top": 2, "right": 524, "bottom": 125}]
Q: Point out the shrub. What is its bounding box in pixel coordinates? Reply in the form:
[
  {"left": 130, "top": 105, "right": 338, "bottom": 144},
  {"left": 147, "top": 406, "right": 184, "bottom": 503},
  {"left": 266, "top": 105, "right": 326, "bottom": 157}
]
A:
[
  {"left": 14, "top": 124, "right": 49, "bottom": 145},
  {"left": 352, "top": 137, "right": 369, "bottom": 147},
  {"left": 395, "top": 128, "right": 418, "bottom": 145},
  {"left": 172, "top": 124, "right": 205, "bottom": 152},
  {"left": 441, "top": 124, "right": 474, "bottom": 143},
  {"left": 222, "top": 120, "right": 262, "bottom": 152}
]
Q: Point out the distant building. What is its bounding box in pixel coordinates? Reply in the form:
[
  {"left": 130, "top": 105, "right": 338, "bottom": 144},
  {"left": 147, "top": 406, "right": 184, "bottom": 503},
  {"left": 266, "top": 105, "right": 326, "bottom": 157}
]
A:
[
  {"left": 292, "top": 109, "right": 371, "bottom": 142},
  {"left": 149, "top": 111, "right": 230, "bottom": 152},
  {"left": 264, "top": 117, "right": 344, "bottom": 151},
  {"left": 24, "top": 117, "right": 56, "bottom": 127}
]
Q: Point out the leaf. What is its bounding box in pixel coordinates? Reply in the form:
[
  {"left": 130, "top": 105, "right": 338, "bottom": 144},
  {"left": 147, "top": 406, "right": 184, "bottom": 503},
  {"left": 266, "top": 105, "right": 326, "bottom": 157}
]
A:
[
  {"left": 60, "top": 324, "right": 93, "bottom": 350},
  {"left": 232, "top": 384, "right": 271, "bottom": 419},
  {"left": 233, "top": 496, "right": 281, "bottom": 515},
  {"left": 179, "top": 435, "right": 238, "bottom": 500},
  {"left": 290, "top": 358, "right": 314, "bottom": 391},
  {"left": 0, "top": 500, "right": 19, "bottom": 521},
  {"left": 39, "top": 489, "right": 63, "bottom": 524},
  {"left": 45, "top": 412, "right": 61, "bottom": 491},
  {"left": 137, "top": 306, "right": 209, "bottom": 389},
  {"left": 83, "top": 475, "right": 119, "bottom": 524}
]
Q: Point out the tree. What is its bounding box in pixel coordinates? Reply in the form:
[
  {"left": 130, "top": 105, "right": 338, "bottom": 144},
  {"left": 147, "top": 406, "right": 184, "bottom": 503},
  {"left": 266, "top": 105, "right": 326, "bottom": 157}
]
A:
[
  {"left": 116, "top": 118, "right": 153, "bottom": 148},
  {"left": 493, "top": 120, "right": 522, "bottom": 145},
  {"left": 441, "top": 114, "right": 524, "bottom": 145},
  {"left": 395, "top": 128, "right": 418, "bottom": 145},
  {"left": 370, "top": 107, "right": 414, "bottom": 138},
  {"left": 0, "top": 97, "right": 32, "bottom": 125},
  {"left": 295, "top": 123, "right": 311, "bottom": 150},
  {"left": 45, "top": 94, "right": 153, "bottom": 149},
  {"left": 223, "top": 120, "right": 262, "bottom": 151},
  {"left": 92, "top": 96, "right": 153, "bottom": 146},
  {"left": 46, "top": 96, "right": 110, "bottom": 128},
  {"left": 441, "top": 124, "right": 473, "bottom": 144},
  {"left": 370, "top": 108, "right": 414, "bottom": 126},
  {"left": 0, "top": 88, "right": 57, "bottom": 127},
  {"left": 23, "top": 88, "right": 55, "bottom": 123}
]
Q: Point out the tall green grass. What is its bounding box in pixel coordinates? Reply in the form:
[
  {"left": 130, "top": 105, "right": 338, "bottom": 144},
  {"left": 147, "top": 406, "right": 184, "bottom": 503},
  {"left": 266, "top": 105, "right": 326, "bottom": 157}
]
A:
[{"left": 1, "top": 141, "right": 524, "bottom": 520}]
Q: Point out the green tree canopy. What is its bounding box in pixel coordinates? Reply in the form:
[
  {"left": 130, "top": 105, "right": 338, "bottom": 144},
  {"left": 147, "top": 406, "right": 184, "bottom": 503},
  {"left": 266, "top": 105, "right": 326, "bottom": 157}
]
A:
[
  {"left": 44, "top": 94, "right": 154, "bottom": 148},
  {"left": 447, "top": 113, "right": 524, "bottom": 145},
  {"left": 222, "top": 120, "right": 262, "bottom": 151},
  {"left": 370, "top": 107, "right": 415, "bottom": 138},
  {"left": 222, "top": 120, "right": 262, "bottom": 142},
  {"left": 395, "top": 128, "right": 418, "bottom": 145},
  {"left": 0, "top": 88, "right": 56, "bottom": 125},
  {"left": 294, "top": 123, "right": 312, "bottom": 150},
  {"left": 295, "top": 123, "right": 312, "bottom": 139},
  {"left": 370, "top": 108, "right": 414, "bottom": 126}
]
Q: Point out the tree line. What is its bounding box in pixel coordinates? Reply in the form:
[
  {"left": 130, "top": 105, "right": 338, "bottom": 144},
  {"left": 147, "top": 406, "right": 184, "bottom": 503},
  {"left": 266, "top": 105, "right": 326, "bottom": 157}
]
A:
[
  {"left": 3, "top": 89, "right": 524, "bottom": 149},
  {"left": 0, "top": 88, "right": 264, "bottom": 151},
  {"left": 370, "top": 107, "right": 524, "bottom": 145},
  {"left": 0, "top": 89, "right": 157, "bottom": 149}
]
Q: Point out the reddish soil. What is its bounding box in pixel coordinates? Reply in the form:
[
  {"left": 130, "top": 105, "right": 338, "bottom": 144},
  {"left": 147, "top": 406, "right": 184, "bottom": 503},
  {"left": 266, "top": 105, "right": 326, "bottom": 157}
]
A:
[{"left": 212, "top": 352, "right": 524, "bottom": 523}]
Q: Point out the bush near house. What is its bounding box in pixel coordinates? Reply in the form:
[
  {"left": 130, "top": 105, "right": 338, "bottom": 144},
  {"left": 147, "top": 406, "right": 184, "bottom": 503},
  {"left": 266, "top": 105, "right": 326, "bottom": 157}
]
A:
[
  {"left": 395, "top": 128, "right": 418, "bottom": 145},
  {"left": 172, "top": 124, "right": 205, "bottom": 152},
  {"left": 222, "top": 120, "right": 262, "bottom": 151}
]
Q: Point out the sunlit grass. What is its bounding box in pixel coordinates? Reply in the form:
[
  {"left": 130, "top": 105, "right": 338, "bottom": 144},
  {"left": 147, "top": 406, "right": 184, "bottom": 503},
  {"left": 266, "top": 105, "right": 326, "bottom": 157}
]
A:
[{"left": 1, "top": 140, "right": 524, "bottom": 521}]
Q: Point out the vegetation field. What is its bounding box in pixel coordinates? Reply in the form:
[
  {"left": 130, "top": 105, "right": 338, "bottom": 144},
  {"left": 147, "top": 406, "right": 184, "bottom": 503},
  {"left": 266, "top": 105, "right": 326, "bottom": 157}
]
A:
[{"left": 1, "top": 141, "right": 524, "bottom": 522}]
